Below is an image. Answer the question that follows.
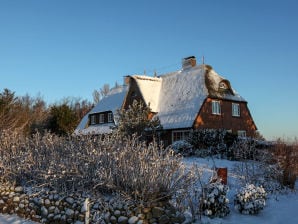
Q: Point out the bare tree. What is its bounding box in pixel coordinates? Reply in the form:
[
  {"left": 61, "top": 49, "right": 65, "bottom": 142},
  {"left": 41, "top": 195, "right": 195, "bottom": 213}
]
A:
[
  {"left": 93, "top": 84, "right": 110, "bottom": 104},
  {"left": 100, "top": 84, "right": 110, "bottom": 97},
  {"left": 92, "top": 90, "right": 101, "bottom": 104}
]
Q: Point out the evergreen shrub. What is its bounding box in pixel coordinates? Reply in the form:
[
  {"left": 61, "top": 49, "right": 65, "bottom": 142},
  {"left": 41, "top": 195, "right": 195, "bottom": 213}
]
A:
[
  {"left": 234, "top": 184, "right": 266, "bottom": 215},
  {"left": 200, "top": 181, "right": 230, "bottom": 218}
]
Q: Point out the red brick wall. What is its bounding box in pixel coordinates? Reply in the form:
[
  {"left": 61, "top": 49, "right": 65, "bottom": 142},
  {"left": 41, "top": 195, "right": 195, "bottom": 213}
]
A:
[{"left": 194, "top": 98, "right": 257, "bottom": 136}]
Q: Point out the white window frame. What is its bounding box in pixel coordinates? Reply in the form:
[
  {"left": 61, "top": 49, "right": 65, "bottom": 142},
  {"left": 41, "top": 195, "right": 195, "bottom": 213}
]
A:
[
  {"left": 212, "top": 100, "right": 221, "bottom": 115},
  {"left": 237, "top": 130, "right": 246, "bottom": 137},
  {"left": 99, "top": 114, "right": 105, "bottom": 124},
  {"left": 108, "top": 112, "right": 113, "bottom": 123},
  {"left": 232, "top": 103, "right": 240, "bottom": 117},
  {"left": 90, "top": 114, "right": 96, "bottom": 125},
  {"left": 172, "top": 130, "right": 190, "bottom": 142}
]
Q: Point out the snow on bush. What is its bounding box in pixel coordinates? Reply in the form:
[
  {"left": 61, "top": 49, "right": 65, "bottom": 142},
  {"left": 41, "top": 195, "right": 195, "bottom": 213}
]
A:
[
  {"left": 170, "top": 140, "right": 194, "bottom": 156},
  {"left": 201, "top": 181, "right": 230, "bottom": 218},
  {"left": 234, "top": 184, "right": 267, "bottom": 215}
]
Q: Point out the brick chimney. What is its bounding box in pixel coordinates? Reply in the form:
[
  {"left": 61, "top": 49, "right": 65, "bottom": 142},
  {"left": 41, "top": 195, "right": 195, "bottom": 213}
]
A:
[{"left": 182, "top": 56, "right": 196, "bottom": 69}]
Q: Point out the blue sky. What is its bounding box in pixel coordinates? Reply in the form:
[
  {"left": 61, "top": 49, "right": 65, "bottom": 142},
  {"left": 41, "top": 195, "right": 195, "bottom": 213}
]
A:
[{"left": 0, "top": 0, "right": 297, "bottom": 140}]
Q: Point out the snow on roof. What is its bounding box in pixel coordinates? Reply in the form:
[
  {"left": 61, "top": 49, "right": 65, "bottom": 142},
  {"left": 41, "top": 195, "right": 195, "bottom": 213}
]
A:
[
  {"left": 75, "top": 61, "right": 247, "bottom": 134},
  {"left": 156, "top": 65, "right": 208, "bottom": 129},
  {"left": 74, "top": 85, "right": 127, "bottom": 135},
  {"left": 205, "top": 68, "right": 245, "bottom": 102},
  {"left": 131, "top": 76, "right": 162, "bottom": 112},
  {"left": 90, "top": 85, "right": 128, "bottom": 114},
  {"left": 129, "top": 64, "right": 246, "bottom": 130},
  {"left": 74, "top": 123, "right": 114, "bottom": 135}
]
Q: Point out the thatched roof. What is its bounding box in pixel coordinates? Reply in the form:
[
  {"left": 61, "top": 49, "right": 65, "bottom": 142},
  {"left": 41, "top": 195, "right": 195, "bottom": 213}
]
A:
[
  {"left": 75, "top": 61, "right": 247, "bottom": 133},
  {"left": 130, "top": 64, "right": 245, "bottom": 130}
]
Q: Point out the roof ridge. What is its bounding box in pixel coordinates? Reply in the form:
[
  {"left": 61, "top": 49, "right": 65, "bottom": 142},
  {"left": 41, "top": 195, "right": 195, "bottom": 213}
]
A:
[{"left": 133, "top": 75, "right": 161, "bottom": 82}]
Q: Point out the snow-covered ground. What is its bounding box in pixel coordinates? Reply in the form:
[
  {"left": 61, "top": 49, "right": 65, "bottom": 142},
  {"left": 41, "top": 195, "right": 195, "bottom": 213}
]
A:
[
  {"left": 183, "top": 157, "right": 298, "bottom": 224},
  {"left": 1, "top": 157, "right": 297, "bottom": 224}
]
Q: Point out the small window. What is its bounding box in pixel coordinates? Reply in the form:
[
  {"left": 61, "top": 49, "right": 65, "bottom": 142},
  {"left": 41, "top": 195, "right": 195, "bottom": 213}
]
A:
[
  {"left": 219, "top": 82, "right": 228, "bottom": 90},
  {"left": 90, "top": 114, "right": 96, "bottom": 125},
  {"left": 212, "top": 100, "right": 221, "bottom": 115},
  {"left": 108, "top": 112, "right": 113, "bottom": 123},
  {"left": 232, "top": 103, "right": 240, "bottom": 117},
  {"left": 172, "top": 130, "right": 190, "bottom": 142},
  {"left": 237, "top": 130, "right": 246, "bottom": 137},
  {"left": 99, "top": 114, "right": 105, "bottom": 124}
]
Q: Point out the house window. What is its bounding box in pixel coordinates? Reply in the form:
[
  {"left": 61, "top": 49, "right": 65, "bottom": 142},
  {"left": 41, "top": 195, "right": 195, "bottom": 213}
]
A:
[
  {"left": 232, "top": 103, "right": 240, "bottom": 117},
  {"left": 237, "top": 130, "right": 246, "bottom": 137},
  {"left": 108, "top": 112, "right": 113, "bottom": 123},
  {"left": 90, "top": 114, "right": 96, "bottom": 125},
  {"left": 212, "top": 100, "right": 221, "bottom": 115},
  {"left": 99, "top": 114, "right": 105, "bottom": 123},
  {"left": 219, "top": 82, "right": 228, "bottom": 90},
  {"left": 172, "top": 130, "right": 190, "bottom": 142}
]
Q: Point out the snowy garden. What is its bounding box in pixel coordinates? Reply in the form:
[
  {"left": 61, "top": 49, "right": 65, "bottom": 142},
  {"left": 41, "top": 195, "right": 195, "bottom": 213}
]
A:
[
  {"left": 0, "top": 128, "right": 297, "bottom": 224},
  {"left": 0, "top": 102, "right": 297, "bottom": 223}
]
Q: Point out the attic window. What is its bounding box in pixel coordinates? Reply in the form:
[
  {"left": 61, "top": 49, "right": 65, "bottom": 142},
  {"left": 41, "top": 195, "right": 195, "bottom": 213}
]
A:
[{"left": 219, "top": 82, "right": 228, "bottom": 90}]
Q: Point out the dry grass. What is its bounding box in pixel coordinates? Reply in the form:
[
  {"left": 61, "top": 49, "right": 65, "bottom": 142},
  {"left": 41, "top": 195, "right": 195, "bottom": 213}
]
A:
[
  {"left": 271, "top": 140, "right": 298, "bottom": 189},
  {"left": 0, "top": 131, "right": 194, "bottom": 204}
]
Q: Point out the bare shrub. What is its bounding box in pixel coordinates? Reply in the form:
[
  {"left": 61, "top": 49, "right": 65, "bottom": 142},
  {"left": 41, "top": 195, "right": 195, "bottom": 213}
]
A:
[
  {"left": 231, "top": 138, "right": 284, "bottom": 192},
  {"left": 95, "top": 135, "right": 194, "bottom": 204},
  {"left": 271, "top": 140, "right": 298, "bottom": 189},
  {"left": 0, "top": 130, "right": 103, "bottom": 192},
  {"left": 0, "top": 130, "right": 194, "bottom": 205}
]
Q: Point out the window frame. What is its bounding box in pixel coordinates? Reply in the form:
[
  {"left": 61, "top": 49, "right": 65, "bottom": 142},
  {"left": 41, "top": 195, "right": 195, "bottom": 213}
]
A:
[
  {"left": 237, "top": 130, "right": 246, "bottom": 137},
  {"left": 172, "top": 130, "right": 190, "bottom": 142},
  {"left": 212, "top": 100, "right": 221, "bottom": 115},
  {"left": 90, "top": 114, "right": 96, "bottom": 125},
  {"left": 108, "top": 112, "right": 113, "bottom": 123},
  {"left": 232, "top": 103, "right": 240, "bottom": 117},
  {"left": 99, "top": 114, "right": 105, "bottom": 124}
]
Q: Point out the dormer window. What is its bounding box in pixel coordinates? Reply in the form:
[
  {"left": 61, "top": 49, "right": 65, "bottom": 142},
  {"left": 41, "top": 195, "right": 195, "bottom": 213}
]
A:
[
  {"left": 219, "top": 81, "right": 228, "bottom": 90},
  {"left": 99, "top": 114, "right": 104, "bottom": 123},
  {"left": 108, "top": 112, "right": 113, "bottom": 123},
  {"left": 90, "top": 114, "right": 96, "bottom": 125}
]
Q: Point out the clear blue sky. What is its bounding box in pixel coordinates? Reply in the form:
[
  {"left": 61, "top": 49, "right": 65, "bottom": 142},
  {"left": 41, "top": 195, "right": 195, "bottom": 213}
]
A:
[{"left": 1, "top": 0, "right": 297, "bottom": 140}]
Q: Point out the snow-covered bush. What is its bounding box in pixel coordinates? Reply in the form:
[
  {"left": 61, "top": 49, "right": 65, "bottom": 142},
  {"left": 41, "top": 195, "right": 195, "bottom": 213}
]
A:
[
  {"left": 188, "top": 129, "right": 226, "bottom": 150},
  {"left": 0, "top": 130, "right": 194, "bottom": 205},
  {"left": 234, "top": 184, "right": 266, "bottom": 215},
  {"left": 200, "top": 181, "right": 230, "bottom": 218},
  {"left": 187, "top": 129, "right": 237, "bottom": 158},
  {"left": 229, "top": 137, "right": 258, "bottom": 161},
  {"left": 170, "top": 140, "right": 194, "bottom": 156}
]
